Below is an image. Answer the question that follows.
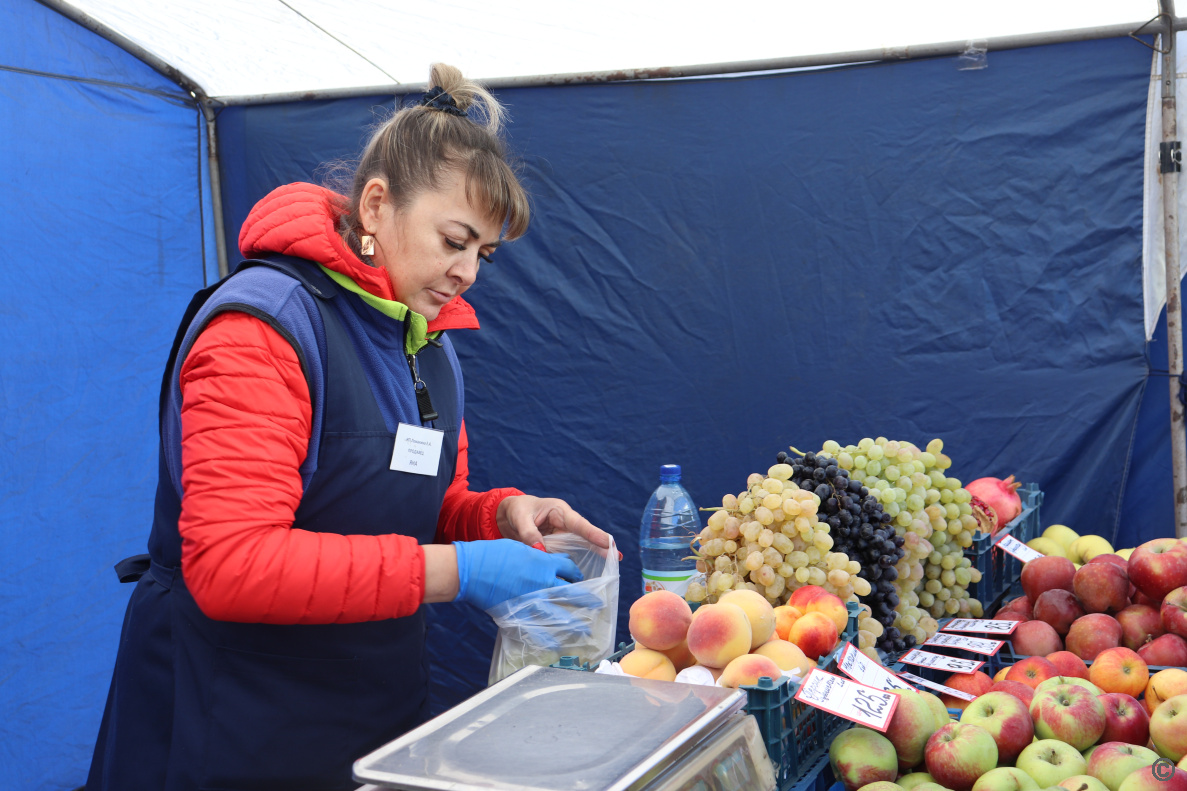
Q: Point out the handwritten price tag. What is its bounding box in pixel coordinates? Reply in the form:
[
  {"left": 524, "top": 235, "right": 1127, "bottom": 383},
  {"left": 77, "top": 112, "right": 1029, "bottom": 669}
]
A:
[
  {"left": 897, "top": 670, "right": 977, "bottom": 701},
  {"left": 941, "top": 618, "right": 1020, "bottom": 635},
  {"left": 897, "top": 649, "right": 985, "bottom": 674},
  {"left": 837, "top": 644, "right": 913, "bottom": 692},
  {"left": 996, "top": 534, "right": 1044, "bottom": 563},
  {"left": 924, "top": 632, "right": 1003, "bottom": 656},
  {"left": 794, "top": 668, "right": 901, "bottom": 732}
]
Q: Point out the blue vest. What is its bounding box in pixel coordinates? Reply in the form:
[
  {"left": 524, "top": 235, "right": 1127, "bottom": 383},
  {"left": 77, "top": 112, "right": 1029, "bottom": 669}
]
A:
[{"left": 87, "top": 256, "right": 462, "bottom": 791}]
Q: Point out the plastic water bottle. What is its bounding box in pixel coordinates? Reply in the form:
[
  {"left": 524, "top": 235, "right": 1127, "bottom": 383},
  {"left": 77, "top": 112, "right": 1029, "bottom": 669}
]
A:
[{"left": 640, "top": 464, "right": 701, "bottom": 596}]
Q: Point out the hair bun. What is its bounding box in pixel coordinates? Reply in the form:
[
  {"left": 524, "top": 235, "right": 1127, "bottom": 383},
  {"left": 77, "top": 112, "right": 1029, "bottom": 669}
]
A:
[{"left": 428, "top": 63, "right": 504, "bottom": 135}]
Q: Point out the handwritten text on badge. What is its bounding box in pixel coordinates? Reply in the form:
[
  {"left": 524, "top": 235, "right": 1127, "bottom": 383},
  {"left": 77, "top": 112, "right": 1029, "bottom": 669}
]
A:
[
  {"left": 793, "top": 668, "right": 900, "bottom": 731},
  {"left": 390, "top": 423, "right": 444, "bottom": 476},
  {"left": 838, "top": 644, "right": 912, "bottom": 692}
]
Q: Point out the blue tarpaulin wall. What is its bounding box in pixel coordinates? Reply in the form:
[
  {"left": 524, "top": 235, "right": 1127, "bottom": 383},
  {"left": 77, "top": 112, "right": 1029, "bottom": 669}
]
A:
[{"left": 0, "top": 0, "right": 1167, "bottom": 785}]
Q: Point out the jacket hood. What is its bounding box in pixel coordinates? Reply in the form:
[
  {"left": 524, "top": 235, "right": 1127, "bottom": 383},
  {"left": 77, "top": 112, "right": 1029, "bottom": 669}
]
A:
[{"left": 238, "top": 182, "right": 480, "bottom": 332}]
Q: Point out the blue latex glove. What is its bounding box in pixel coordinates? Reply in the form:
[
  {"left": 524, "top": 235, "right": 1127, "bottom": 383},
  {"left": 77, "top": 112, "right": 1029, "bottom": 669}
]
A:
[
  {"left": 496, "top": 587, "right": 607, "bottom": 651},
  {"left": 454, "top": 539, "right": 584, "bottom": 611}
]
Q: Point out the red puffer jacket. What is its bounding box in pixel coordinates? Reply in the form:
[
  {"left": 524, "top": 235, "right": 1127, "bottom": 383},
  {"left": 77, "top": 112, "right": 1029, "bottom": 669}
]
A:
[{"left": 177, "top": 183, "right": 522, "bottom": 623}]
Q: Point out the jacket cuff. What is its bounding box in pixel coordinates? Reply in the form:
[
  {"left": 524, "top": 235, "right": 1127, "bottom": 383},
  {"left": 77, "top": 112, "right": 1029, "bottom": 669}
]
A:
[{"left": 478, "top": 488, "right": 525, "bottom": 541}]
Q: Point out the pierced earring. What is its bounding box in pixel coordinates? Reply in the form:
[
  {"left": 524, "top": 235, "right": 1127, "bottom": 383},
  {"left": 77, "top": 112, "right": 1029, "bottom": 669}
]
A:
[{"left": 359, "top": 234, "right": 375, "bottom": 256}]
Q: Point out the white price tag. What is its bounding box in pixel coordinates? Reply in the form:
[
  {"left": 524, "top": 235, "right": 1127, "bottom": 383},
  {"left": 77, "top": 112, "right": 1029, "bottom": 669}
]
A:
[
  {"left": 924, "top": 632, "right": 1003, "bottom": 656},
  {"left": 898, "top": 649, "right": 985, "bottom": 674},
  {"left": 941, "top": 618, "right": 1020, "bottom": 635},
  {"left": 996, "top": 534, "right": 1044, "bottom": 563},
  {"left": 390, "top": 423, "right": 444, "bottom": 476},
  {"left": 837, "top": 644, "right": 913, "bottom": 692},
  {"left": 897, "top": 670, "right": 977, "bottom": 701},
  {"left": 793, "top": 668, "right": 901, "bottom": 732}
]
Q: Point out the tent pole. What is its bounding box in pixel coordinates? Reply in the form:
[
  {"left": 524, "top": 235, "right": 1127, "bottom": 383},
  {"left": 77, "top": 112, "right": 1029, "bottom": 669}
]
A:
[
  {"left": 201, "top": 103, "right": 230, "bottom": 279},
  {"left": 1161, "top": 1, "right": 1187, "bottom": 536}
]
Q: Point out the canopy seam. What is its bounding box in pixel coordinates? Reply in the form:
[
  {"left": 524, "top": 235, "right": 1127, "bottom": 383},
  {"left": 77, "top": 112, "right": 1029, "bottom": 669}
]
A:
[
  {"left": 0, "top": 62, "right": 192, "bottom": 105},
  {"left": 274, "top": 0, "right": 400, "bottom": 86}
]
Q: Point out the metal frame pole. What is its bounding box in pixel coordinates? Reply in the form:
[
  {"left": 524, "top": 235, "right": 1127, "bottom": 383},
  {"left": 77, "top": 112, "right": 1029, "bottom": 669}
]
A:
[{"left": 1160, "top": 1, "right": 1187, "bottom": 536}]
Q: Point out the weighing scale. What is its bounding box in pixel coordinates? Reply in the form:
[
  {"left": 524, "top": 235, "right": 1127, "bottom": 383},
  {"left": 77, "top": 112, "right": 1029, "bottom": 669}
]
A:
[{"left": 353, "top": 665, "right": 776, "bottom": 791}]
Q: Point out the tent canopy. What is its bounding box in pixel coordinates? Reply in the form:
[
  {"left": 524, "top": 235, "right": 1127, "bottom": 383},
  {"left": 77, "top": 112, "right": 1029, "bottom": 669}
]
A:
[{"left": 52, "top": 0, "right": 1159, "bottom": 100}]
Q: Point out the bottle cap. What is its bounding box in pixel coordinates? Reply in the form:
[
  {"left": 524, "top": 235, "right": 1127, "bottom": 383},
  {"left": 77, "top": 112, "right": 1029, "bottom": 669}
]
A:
[{"left": 660, "top": 464, "right": 681, "bottom": 480}]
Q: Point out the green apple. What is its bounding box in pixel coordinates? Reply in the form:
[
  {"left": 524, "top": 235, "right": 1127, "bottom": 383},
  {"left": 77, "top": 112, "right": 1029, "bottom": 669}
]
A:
[
  {"left": 878, "top": 688, "right": 938, "bottom": 772},
  {"left": 972, "top": 767, "right": 1040, "bottom": 791},
  {"left": 857, "top": 783, "right": 904, "bottom": 791},
  {"left": 1034, "top": 678, "right": 1103, "bottom": 697},
  {"left": 1030, "top": 686, "right": 1107, "bottom": 751},
  {"left": 1016, "top": 739, "right": 1088, "bottom": 788},
  {"left": 924, "top": 722, "right": 999, "bottom": 791},
  {"left": 1058, "top": 776, "right": 1109, "bottom": 791},
  {"left": 829, "top": 728, "right": 898, "bottom": 791},
  {"left": 899, "top": 774, "right": 937, "bottom": 790},
  {"left": 1085, "top": 742, "right": 1158, "bottom": 791},
  {"left": 920, "top": 690, "right": 951, "bottom": 730}
]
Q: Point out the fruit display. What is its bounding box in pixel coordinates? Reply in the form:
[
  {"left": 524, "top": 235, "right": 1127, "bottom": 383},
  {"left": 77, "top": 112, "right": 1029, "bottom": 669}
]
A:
[{"left": 619, "top": 586, "right": 840, "bottom": 685}]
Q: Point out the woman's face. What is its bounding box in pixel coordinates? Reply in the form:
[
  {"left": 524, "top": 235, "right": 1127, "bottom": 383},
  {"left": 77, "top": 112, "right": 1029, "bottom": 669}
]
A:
[{"left": 359, "top": 172, "right": 501, "bottom": 321}]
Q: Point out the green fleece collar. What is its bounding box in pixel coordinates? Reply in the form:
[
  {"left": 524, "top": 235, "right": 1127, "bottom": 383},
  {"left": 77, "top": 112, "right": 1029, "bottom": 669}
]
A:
[{"left": 317, "top": 265, "right": 438, "bottom": 354}]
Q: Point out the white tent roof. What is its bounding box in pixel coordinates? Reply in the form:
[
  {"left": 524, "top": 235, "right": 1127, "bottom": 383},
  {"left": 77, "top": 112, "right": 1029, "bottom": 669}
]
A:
[{"left": 61, "top": 0, "right": 1159, "bottom": 100}]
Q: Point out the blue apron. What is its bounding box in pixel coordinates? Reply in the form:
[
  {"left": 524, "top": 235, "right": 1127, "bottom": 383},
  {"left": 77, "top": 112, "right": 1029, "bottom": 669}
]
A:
[{"left": 87, "top": 256, "right": 461, "bottom": 790}]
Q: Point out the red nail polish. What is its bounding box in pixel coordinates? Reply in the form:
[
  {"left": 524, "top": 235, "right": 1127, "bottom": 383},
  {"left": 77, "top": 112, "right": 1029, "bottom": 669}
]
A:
[{"left": 531, "top": 542, "right": 547, "bottom": 552}]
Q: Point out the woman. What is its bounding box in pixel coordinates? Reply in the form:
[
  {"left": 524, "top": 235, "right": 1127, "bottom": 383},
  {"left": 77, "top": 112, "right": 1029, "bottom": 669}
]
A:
[{"left": 86, "top": 64, "right": 611, "bottom": 791}]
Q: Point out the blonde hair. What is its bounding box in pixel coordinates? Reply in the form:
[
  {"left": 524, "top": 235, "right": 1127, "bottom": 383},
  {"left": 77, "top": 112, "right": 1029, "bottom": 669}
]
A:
[{"left": 337, "top": 63, "right": 530, "bottom": 255}]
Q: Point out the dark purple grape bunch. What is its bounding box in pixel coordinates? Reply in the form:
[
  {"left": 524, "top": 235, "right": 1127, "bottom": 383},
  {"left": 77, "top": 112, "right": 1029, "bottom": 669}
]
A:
[{"left": 776, "top": 449, "right": 914, "bottom": 654}]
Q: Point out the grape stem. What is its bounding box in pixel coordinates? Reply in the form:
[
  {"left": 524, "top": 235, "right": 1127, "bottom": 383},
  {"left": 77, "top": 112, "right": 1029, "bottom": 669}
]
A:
[
  {"left": 788, "top": 446, "right": 807, "bottom": 457},
  {"left": 698, "top": 506, "right": 723, "bottom": 512}
]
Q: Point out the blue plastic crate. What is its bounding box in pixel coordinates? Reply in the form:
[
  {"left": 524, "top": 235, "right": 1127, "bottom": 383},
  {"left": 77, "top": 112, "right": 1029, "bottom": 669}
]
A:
[{"left": 555, "top": 601, "right": 861, "bottom": 791}]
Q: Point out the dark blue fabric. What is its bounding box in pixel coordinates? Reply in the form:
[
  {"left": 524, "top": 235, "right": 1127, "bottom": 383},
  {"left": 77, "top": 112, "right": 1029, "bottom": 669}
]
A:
[
  {"left": 88, "top": 256, "right": 460, "bottom": 790},
  {"left": 216, "top": 37, "right": 1153, "bottom": 713},
  {"left": 1, "top": 1, "right": 214, "bottom": 788}
]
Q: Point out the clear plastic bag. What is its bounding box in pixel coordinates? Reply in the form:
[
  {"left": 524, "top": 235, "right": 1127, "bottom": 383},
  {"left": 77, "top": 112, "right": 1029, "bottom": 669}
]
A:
[{"left": 487, "top": 533, "right": 619, "bottom": 684}]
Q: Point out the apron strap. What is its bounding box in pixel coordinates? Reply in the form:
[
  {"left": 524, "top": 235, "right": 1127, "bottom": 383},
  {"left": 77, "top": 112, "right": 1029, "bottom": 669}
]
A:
[{"left": 113, "top": 555, "right": 176, "bottom": 589}]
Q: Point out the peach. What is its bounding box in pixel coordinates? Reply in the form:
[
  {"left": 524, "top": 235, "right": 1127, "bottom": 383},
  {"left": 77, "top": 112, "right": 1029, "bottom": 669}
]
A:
[
  {"left": 686, "top": 603, "right": 752, "bottom": 668},
  {"left": 789, "top": 584, "right": 828, "bottom": 610},
  {"left": 789, "top": 611, "right": 839, "bottom": 660},
  {"left": 619, "top": 647, "right": 677, "bottom": 680},
  {"left": 628, "top": 590, "right": 693, "bottom": 651},
  {"left": 773, "top": 605, "right": 803, "bottom": 641},
  {"left": 1046, "top": 651, "right": 1090, "bottom": 680},
  {"left": 1012, "top": 620, "right": 1064, "bottom": 656},
  {"left": 807, "top": 591, "right": 850, "bottom": 634},
  {"left": 1066, "top": 614, "right": 1123, "bottom": 660},
  {"left": 754, "top": 639, "right": 815, "bottom": 679},
  {"left": 718, "top": 653, "right": 783, "bottom": 688},
  {"left": 1089, "top": 647, "right": 1149, "bottom": 698},
  {"left": 719, "top": 589, "right": 776, "bottom": 649},
  {"left": 659, "top": 639, "right": 697, "bottom": 672},
  {"left": 1146, "top": 669, "right": 1187, "bottom": 714}
]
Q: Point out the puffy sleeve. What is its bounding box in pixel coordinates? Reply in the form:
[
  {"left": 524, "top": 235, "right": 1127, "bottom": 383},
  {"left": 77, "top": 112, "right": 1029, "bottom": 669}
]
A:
[
  {"left": 177, "top": 311, "right": 426, "bottom": 623},
  {"left": 434, "top": 420, "right": 524, "bottom": 543}
]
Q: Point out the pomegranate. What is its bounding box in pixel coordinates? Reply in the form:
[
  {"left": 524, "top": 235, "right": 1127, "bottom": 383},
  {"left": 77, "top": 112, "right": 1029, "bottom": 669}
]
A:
[{"left": 966, "top": 475, "right": 1022, "bottom": 532}]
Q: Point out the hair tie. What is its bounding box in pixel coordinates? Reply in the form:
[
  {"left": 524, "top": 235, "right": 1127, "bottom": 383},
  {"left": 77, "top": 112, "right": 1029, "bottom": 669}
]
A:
[{"left": 421, "top": 86, "right": 467, "bottom": 117}]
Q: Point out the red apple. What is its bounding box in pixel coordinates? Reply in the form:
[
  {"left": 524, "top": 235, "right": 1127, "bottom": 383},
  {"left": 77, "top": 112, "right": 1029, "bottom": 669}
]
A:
[
  {"left": 1046, "top": 651, "right": 1091, "bottom": 679},
  {"left": 1139, "top": 633, "right": 1187, "bottom": 667},
  {"left": 1134, "top": 589, "right": 1160, "bottom": 608},
  {"left": 1090, "top": 553, "right": 1130, "bottom": 571},
  {"left": 924, "top": 722, "right": 1000, "bottom": 791},
  {"left": 882, "top": 688, "right": 940, "bottom": 771},
  {"left": 1129, "top": 539, "right": 1187, "bottom": 602},
  {"left": 1012, "top": 619, "right": 1064, "bottom": 656},
  {"left": 1074, "top": 562, "right": 1131, "bottom": 614},
  {"left": 1090, "top": 647, "right": 1151, "bottom": 698},
  {"left": 959, "top": 691, "right": 1034, "bottom": 766},
  {"left": 1034, "top": 589, "right": 1086, "bottom": 636},
  {"left": 1066, "top": 613, "right": 1123, "bottom": 660},
  {"left": 1005, "top": 656, "right": 1060, "bottom": 690},
  {"left": 1116, "top": 604, "right": 1164, "bottom": 650},
  {"left": 1087, "top": 741, "right": 1159, "bottom": 790},
  {"left": 999, "top": 595, "right": 1033, "bottom": 619},
  {"left": 828, "top": 727, "right": 899, "bottom": 791},
  {"left": 1023, "top": 556, "right": 1077, "bottom": 605},
  {"left": 1097, "top": 693, "right": 1152, "bottom": 746},
  {"left": 1116, "top": 764, "right": 1187, "bottom": 791},
  {"left": 1030, "top": 683, "right": 1108, "bottom": 751},
  {"left": 941, "top": 670, "right": 994, "bottom": 711},
  {"left": 989, "top": 680, "right": 1035, "bottom": 708},
  {"left": 996, "top": 611, "right": 1030, "bottom": 623},
  {"left": 1162, "top": 586, "right": 1187, "bottom": 639}
]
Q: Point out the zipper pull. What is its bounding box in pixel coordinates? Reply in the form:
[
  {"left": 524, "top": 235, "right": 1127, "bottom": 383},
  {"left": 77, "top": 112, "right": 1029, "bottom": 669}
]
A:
[{"left": 406, "top": 353, "right": 439, "bottom": 423}]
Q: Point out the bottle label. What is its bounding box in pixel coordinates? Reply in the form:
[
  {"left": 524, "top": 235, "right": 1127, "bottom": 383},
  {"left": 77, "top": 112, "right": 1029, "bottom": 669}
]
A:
[{"left": 642, "top": 568, "right": 697, "bottom": 596}]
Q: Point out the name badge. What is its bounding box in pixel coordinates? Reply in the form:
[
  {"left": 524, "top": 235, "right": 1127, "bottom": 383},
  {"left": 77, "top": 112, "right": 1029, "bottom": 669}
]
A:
[{"left": 390, "top": 423, "right": 444, "bottom": 476}]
